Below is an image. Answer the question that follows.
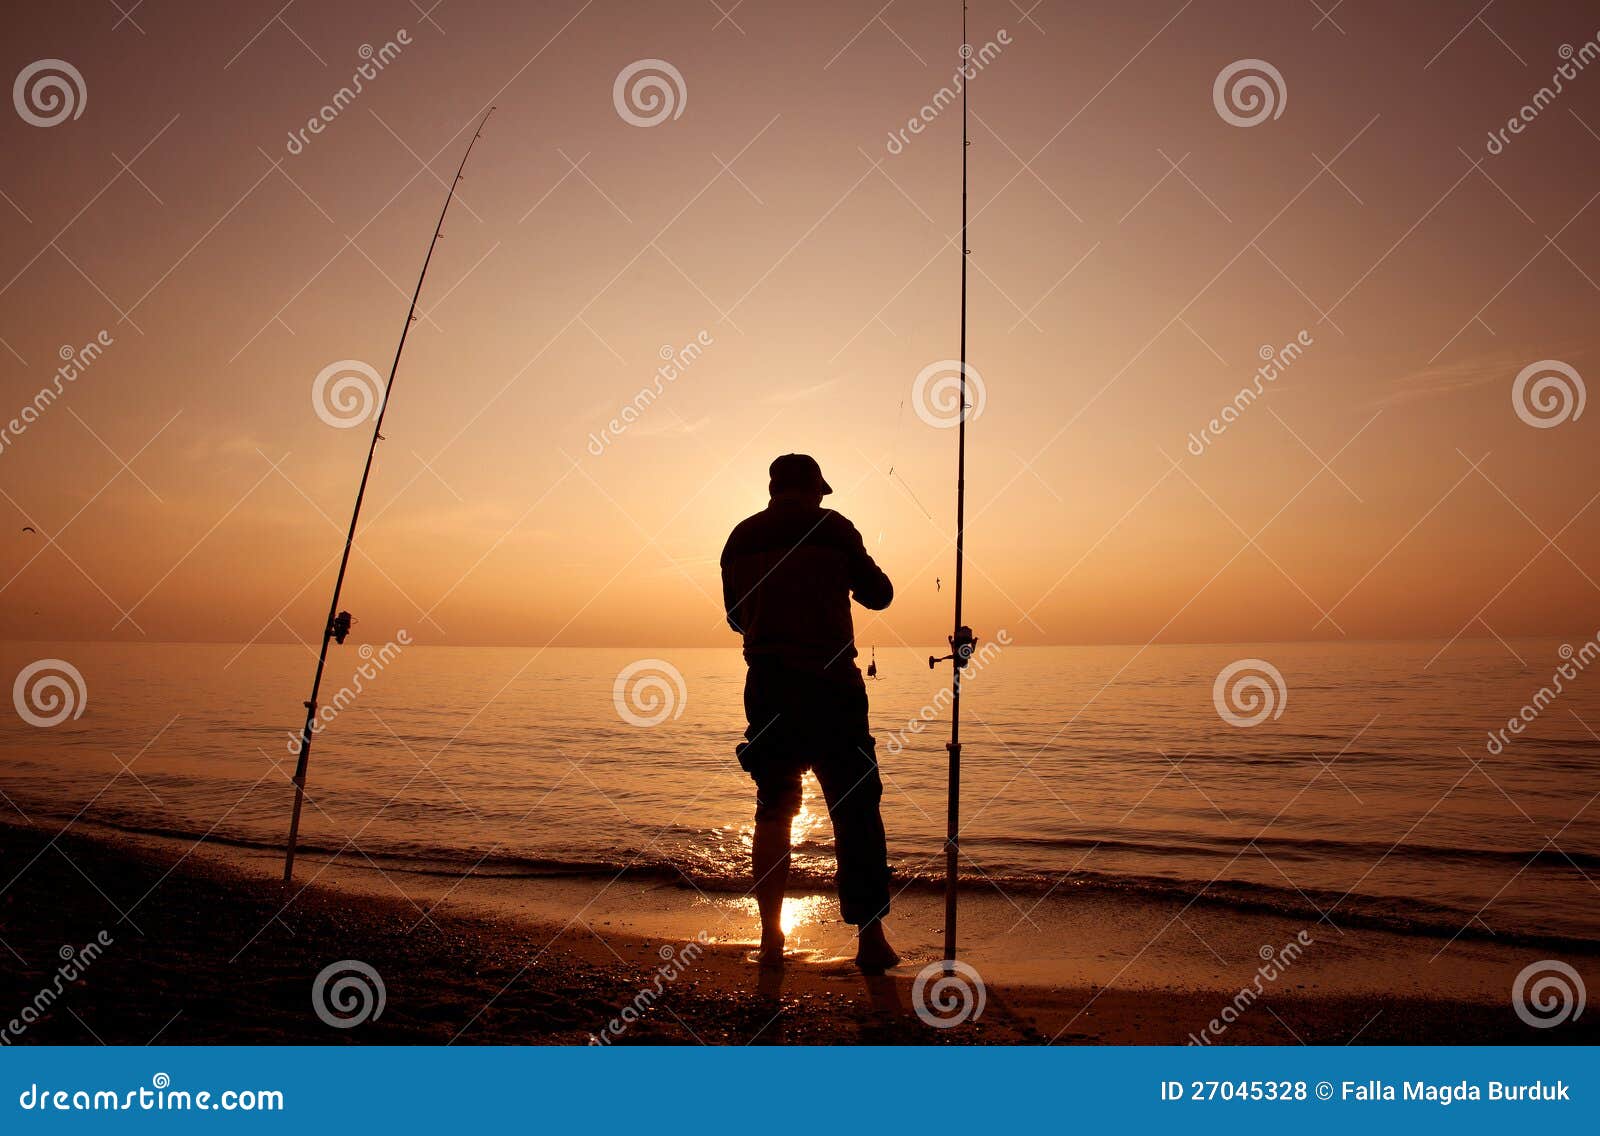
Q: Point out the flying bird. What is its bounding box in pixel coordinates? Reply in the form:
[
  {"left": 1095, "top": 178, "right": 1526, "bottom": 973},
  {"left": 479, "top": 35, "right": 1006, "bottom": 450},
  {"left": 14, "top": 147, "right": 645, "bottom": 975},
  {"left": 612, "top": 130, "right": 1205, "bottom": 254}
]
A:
[{"left": 21, "top": 526, "right": 35, "bottom": 534}]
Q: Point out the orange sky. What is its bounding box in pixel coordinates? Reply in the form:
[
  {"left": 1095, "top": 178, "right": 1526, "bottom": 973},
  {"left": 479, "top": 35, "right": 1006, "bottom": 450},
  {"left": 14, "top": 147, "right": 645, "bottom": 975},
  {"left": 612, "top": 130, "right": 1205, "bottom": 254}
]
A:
[{"left": 1, "top": 0, "right": 1597, "bottom": 649}]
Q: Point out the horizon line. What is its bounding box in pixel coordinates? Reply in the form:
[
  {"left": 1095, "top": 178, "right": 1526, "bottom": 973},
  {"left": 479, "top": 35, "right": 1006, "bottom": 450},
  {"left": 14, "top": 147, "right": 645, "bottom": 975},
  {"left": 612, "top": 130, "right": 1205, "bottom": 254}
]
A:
[{"left": 0, "top": 634, "right": 1584, "bottom": 651}]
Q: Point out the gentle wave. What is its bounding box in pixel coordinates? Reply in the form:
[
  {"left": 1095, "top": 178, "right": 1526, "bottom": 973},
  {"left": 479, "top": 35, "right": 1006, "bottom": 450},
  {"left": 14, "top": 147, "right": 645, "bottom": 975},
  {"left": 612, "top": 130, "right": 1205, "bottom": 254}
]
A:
[
  {"left": 62, "top": 813, "right": 1600, "bottom": 954},
  {"left": 982, "top": 831, "right": 1600, "bottom": 870}
]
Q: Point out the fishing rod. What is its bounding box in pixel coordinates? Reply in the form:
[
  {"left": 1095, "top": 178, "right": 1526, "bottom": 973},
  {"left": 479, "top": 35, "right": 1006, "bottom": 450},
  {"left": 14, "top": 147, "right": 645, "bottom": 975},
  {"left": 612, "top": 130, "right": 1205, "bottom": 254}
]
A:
[
  {"left": 926, "top": 3, "right": 979, "bottom": 967},
  {"left": 282, "top": 106, "right": 495, "bottom": 882}
]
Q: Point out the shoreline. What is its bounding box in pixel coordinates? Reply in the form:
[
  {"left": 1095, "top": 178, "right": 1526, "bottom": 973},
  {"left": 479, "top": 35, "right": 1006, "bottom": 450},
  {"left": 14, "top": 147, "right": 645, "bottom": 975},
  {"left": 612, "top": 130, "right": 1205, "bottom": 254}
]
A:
[
  {"left": 2, "top": 820, "right": 1594, "bottom": 1044},
  {"left": 21, "top": 808, "right": 1599, "bottom": 956}
]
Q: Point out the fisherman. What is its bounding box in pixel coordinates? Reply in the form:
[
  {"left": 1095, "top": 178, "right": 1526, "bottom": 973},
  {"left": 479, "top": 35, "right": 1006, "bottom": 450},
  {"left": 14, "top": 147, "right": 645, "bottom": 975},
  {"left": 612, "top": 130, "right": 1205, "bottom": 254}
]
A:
[{"left": 720, "top": 454, "right": 898, "bottom": 973}]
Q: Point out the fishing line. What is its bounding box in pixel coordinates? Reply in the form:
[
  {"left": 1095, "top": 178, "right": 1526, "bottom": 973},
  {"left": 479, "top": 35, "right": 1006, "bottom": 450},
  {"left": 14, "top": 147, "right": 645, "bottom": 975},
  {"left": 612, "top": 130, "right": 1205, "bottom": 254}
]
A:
[
  {"left": 887, "top": 397, "right": 906, "bottom": 477},
  {"left": 881, "top": 398, "right": 936, "bottom": 529}
]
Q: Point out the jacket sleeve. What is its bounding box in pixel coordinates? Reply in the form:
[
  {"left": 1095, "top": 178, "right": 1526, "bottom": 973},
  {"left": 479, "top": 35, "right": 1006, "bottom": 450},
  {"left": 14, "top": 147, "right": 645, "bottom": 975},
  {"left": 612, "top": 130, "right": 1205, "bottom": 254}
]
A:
[
  {"left": 719, "top": 533, "right": 743, "bottom": 633},
  {"left": 844, "top": 520, "right": 893, "bottom": 611}
]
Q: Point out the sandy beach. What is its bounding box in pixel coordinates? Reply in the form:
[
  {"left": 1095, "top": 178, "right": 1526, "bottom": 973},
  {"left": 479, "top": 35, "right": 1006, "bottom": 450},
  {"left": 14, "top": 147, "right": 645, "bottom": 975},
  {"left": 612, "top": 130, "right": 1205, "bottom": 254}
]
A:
[{"left": 2, "top": 819, "right": 1593, "bottom": 1045}]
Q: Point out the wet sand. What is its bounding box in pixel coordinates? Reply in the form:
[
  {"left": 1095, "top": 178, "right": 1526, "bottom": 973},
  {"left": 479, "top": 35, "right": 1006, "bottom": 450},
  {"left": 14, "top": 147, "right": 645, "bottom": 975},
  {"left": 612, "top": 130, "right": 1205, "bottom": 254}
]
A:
[{"left": 0, "top": 820, "right": 1593, "bottom": 1045}]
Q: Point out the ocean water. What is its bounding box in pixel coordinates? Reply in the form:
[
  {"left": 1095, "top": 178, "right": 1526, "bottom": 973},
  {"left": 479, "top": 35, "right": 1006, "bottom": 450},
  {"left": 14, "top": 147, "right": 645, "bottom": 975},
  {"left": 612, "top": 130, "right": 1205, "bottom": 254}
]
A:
[{"left": 1, "top": 639, "right": 1597, "bottom": 945}]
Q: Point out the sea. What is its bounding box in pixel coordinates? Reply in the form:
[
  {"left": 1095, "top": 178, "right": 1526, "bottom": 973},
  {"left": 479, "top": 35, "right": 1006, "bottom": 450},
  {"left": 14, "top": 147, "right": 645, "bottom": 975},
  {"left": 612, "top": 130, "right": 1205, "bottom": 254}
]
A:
[{"left": 1, "top": 639, "right": 1597, "bottom": 948}]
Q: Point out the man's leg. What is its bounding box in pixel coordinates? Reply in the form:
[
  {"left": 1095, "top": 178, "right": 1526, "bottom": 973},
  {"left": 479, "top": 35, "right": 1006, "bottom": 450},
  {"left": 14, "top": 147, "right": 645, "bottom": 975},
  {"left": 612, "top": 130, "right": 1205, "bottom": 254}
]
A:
[
  {"left": 752, "top": 811, "right": 792, "bottom": 964},
  {"left": 741, "top": 664, "right": 800, "bottom": 966},
  {"left": 819, "top": 760, "right": 898, "bottom": 972},
  {"left": 816, "top": 682, "right": 898, "bottom": 973}
]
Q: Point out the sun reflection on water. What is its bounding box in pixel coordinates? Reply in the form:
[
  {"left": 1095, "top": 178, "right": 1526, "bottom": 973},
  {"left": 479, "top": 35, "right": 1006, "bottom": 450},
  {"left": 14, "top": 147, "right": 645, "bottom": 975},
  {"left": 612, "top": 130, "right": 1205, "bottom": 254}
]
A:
[
  {"left": 717, "top": 785, "right": 839, "bottom": 938},
  {"left": 724, "top": 893, "right": 834, "bottom": 937}
]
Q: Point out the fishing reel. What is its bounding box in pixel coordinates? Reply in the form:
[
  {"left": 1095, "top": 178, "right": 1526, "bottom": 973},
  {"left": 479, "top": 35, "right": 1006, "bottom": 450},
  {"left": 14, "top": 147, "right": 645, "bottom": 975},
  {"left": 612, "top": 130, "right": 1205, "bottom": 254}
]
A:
[
  {"left": 328, "top": 610, "right": 355, "bottom": 645},
  {"left": 929, "top": 625, "right": 979, "bottom": 670}
]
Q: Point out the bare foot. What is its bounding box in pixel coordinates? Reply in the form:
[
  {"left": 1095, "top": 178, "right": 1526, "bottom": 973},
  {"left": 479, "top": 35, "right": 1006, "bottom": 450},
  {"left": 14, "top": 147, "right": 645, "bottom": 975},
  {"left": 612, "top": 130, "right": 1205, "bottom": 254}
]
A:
[
  {"left": 758, "top": 928, "right": 786, "bottom": 969},
  {"left": 853, "top": 921, "right": 900, "bottom": 975}
]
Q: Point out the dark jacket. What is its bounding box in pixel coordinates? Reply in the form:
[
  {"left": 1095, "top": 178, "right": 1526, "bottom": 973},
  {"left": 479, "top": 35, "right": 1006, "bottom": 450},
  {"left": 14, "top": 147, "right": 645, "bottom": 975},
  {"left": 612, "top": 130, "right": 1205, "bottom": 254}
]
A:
[{"left": 720, "top": 496, "right": 893, "bottom": 671}]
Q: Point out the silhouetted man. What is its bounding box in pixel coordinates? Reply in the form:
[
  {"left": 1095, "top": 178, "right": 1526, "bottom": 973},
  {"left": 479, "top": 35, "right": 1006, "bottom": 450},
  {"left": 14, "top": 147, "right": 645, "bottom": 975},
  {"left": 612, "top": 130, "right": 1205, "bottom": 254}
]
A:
[{"left": 720, "top": 454, "right": 898, "bottom": 973}]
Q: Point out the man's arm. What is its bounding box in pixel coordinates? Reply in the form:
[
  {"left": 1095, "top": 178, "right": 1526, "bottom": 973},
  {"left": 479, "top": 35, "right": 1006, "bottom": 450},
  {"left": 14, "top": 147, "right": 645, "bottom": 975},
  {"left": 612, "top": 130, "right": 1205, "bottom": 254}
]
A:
[
  {"left": 843, "top": 519, "right": 893, "bottom": 610},
  {"left": 719, "top": 534, "right": 743, "bottom": 633}
]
